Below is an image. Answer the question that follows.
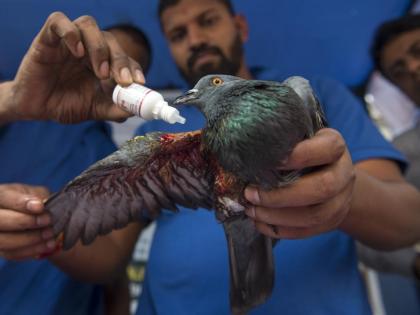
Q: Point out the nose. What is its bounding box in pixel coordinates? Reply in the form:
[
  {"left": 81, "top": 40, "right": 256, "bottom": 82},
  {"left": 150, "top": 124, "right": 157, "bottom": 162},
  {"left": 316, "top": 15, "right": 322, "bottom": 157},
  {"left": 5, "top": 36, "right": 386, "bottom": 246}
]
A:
[
  {"left": 187, "top": 24, "right": 207, "bottom": 48},
  {"left": 407, "top": 56, "right": 420, "bottom": 76}
]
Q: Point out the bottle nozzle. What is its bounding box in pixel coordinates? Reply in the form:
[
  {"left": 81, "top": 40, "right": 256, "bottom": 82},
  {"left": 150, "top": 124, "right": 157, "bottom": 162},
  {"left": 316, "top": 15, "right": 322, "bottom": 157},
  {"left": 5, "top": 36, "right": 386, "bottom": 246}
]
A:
[
  {"left": 162, "top": 106, "right": 186, "bottom": 124},
  {"left": 174, "top": 115, "right": 186, "bottom": 124}
]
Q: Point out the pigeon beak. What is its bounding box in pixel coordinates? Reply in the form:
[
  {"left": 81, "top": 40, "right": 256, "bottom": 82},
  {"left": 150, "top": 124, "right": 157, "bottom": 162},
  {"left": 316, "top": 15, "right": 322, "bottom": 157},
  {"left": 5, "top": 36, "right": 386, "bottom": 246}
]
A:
[{"left": 174, "top": 89, "right": 199, "bottom": 105}]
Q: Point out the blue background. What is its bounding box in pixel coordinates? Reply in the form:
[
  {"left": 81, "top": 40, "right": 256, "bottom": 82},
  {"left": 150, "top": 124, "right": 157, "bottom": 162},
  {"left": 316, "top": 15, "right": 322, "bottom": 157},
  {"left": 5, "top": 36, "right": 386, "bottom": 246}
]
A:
[{"left": 0, "top": 0, "right": 412, "bottom": 88}]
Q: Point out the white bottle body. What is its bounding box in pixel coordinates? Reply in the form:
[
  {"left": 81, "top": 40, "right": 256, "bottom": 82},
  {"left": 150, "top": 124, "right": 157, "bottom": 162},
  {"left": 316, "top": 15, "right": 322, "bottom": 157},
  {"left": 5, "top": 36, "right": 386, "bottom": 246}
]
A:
[{"left": 112, "top": 83, "right": 186, "bottom": 124}]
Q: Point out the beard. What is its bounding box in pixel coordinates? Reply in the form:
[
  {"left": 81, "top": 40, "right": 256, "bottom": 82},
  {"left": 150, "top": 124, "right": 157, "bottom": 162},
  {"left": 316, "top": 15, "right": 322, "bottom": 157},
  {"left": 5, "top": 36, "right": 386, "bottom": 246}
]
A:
[{"left": 178, "top": 34, "right": 243, "bottom": 87}]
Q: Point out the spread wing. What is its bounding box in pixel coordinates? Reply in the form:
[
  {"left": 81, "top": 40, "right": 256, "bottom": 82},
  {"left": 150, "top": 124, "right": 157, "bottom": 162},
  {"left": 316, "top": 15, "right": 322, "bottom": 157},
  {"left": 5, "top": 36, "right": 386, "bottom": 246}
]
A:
[{"left": 44, "top": 131, "right": 214, "bottom": 250}]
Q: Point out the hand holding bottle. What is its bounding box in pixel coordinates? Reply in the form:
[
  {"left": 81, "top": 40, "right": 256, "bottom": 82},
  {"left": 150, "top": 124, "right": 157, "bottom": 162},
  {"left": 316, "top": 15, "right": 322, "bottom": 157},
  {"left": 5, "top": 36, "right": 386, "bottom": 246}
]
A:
[{"left": 1, "top": 12, "right": 145, "bottom": 124}]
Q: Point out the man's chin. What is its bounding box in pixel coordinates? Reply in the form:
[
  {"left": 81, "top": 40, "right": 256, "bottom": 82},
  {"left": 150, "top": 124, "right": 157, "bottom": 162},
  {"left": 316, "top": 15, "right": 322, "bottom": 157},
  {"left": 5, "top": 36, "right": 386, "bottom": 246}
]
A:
[
  {"left": 194, "top": 61, "right": 220, "bottom": 74},
  {"left": 186, "top": 64, "right": 221, "bottom": 85},
  {"left": 181, "top": 61, "right": 235, "bottom": 85}
]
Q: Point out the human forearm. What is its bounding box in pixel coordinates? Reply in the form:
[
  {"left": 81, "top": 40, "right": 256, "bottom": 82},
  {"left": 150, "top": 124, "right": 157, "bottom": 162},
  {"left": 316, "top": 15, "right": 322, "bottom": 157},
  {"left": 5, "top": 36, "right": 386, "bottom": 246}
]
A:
[
  {"left": 0, "top": 81, "right": 18, "bottom": 125},
  {"left": 49, "top": 222, "right": 143, "bottom": 283},
  {"left": 340, "top": 163, "right": 420, "bottom": 250}
]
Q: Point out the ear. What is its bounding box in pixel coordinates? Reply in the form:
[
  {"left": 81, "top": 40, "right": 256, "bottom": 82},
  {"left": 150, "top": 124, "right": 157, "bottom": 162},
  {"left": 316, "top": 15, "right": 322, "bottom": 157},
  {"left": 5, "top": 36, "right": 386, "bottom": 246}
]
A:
[{"left": 234, "top": 14, "right": 249, "bottom": 43}]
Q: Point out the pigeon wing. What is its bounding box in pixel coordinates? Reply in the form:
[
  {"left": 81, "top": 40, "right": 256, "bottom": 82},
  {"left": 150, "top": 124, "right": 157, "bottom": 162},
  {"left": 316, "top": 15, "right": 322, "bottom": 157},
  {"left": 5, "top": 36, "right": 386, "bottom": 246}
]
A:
[
  {"left": 283, "top": 76, "right": 328, "bottom": 130},
  {"left": 44, "top": 131, "right": 214, "bottom": 250}
]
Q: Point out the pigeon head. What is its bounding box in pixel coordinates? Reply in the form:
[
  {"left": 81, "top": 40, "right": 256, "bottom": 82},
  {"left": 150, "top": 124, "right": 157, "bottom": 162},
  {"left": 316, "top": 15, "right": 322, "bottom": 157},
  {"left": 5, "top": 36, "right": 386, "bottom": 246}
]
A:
[
  {"left": 174, "top": 74, "right": 324, "bottom": 187},
  {"left": 174, "top": 74, "right": 244, "bottom": 117}
]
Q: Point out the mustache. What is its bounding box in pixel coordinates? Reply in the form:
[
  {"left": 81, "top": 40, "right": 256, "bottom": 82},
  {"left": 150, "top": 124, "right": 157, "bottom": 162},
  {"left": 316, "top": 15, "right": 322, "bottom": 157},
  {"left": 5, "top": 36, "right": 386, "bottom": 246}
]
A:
[{"left": 187, "top": 44, "right": 224, "bottom": 71}]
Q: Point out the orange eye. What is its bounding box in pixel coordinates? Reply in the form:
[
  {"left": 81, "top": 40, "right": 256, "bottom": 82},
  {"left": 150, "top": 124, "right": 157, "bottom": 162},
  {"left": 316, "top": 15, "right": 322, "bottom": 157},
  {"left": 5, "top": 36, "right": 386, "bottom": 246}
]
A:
[{"left": 212, "top": 77, "right": 223, "bottom": 86}]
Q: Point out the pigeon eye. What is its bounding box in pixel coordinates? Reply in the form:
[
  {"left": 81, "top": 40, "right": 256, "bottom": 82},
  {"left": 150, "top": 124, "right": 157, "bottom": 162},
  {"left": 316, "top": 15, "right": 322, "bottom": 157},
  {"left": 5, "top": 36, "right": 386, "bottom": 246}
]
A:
[{"left": 212, "top": 77, "right": 224, "bottom": 86}]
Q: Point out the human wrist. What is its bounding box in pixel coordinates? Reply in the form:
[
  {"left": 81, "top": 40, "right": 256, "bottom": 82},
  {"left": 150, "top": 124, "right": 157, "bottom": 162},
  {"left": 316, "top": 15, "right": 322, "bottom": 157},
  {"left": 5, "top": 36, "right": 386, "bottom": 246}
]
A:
[{"left": 0, "top": 80, "right": 18, "bottom": 124}]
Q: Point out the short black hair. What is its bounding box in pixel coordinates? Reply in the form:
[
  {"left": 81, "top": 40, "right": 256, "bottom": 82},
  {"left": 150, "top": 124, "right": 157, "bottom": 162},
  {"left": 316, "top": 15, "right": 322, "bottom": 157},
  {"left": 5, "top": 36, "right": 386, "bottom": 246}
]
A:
[
  {"left": 371, "top": 14, "right": 420, "bottom": 75},
  {"left": 158, "top": 0, "right": 235, "bottom": 19},
  {"left": 106, "top": 24, "right": 152, "bottom": 74}
]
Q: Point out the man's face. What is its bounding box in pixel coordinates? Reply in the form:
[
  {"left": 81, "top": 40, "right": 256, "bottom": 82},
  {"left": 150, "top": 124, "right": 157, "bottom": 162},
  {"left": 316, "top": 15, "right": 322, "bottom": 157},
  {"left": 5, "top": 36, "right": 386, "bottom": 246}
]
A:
[
  {"left": 161, "top": 0, "right": 248, "bottom": 86},
  {"left": 381, "top": 29, "right": 420, "bottom": 105}
]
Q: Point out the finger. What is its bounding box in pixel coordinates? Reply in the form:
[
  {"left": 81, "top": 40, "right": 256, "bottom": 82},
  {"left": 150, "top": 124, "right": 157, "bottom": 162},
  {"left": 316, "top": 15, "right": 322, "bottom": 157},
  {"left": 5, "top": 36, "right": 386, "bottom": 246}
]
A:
[
  {"left": 0, "top": 184, "right": 49, "bottom": 214},
  {"left": 280, "top": 128, "right": 346, "bottom": 170},
  {"left": 104, "top": 31, "right": 144, "bottom": 85},
  {"left": 128, "top": 58, "right": 146, "bottom": 84},
  {"left": 0, "top": 228, "right": 54, "bottom": 251},
  {"left": 245, "top": 150, "right": 354, "bottom": 208},
  {"left": 101, "top": 105, "right": 133, "bottom": 122},
  {"left": 30, "top": 186, "right": 50, "bottom": 200},
  {"left": 245, "top": 182, "right": 353, "bottom": 228},
  {"left": 1, "top": 239, "right": 57, "bottom": 261},
  {"left": 74, "top": 15, "right": 110, "bottom": 79},
  {"left": 254, "top": 221, "right": 327, "bottom": 239},
  {"left": 98, "top": 78, "right": 132, "bottom": 120},
  {"left": 0, "top": 210, "right": 51, "bottom": 231},
  {"left": 254, "top": 212, "right": 347, "bottom": 239},
  {"left": 92, "top": 83, "right": 133, "bottom": 121},
  {"left": 36, "top": 12, "right": 84, "bottom": 59}
]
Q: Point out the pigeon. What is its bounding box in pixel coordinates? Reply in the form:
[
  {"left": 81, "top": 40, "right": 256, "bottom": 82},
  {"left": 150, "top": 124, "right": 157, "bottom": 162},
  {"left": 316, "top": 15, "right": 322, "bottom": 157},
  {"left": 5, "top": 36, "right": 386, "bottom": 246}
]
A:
[{"left": 44, "top": 74, "right": 326, "bottom": 315}]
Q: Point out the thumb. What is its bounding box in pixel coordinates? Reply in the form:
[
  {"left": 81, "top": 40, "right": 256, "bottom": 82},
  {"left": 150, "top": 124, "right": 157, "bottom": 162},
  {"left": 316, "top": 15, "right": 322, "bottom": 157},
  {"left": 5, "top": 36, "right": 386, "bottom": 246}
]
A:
[
  {"left": 95, "top": 81, "right": 134, "bottom": 122},
  {"left": 0, "top": 184, "right": 50, "bottom": 214}
]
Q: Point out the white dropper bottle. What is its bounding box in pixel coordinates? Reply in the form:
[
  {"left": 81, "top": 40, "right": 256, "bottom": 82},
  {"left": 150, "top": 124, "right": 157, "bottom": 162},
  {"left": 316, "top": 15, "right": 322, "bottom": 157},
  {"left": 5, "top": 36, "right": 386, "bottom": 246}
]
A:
[{"left": 112, "top": 83, "right": 186, "bottom": 124}]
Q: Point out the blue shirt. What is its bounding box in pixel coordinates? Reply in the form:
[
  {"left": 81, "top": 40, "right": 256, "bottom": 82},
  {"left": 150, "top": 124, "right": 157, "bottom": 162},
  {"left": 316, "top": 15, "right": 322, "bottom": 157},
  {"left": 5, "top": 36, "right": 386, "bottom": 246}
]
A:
[
  {"left": 135, "top": 77, "right": 405, "bottom": 315},
  {"left": 0, "top": 121, "right": 116, "bottom": 315}
]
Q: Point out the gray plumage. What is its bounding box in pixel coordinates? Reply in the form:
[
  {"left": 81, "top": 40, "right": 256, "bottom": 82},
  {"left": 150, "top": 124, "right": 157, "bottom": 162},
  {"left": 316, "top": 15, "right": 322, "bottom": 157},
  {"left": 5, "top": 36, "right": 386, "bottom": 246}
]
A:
[
  {"left": 175, "top": 75, "right": 326, "bottom": 189},
  {"left": 174, "top": 74, "right": 326, "bottom": 315}
]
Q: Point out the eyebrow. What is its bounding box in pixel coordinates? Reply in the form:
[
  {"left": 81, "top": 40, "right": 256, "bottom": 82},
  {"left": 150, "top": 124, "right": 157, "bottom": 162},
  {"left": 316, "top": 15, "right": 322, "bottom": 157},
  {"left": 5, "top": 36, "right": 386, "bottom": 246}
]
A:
[{"left": 199, "top": 8, "right": 218, "bottom": 18}]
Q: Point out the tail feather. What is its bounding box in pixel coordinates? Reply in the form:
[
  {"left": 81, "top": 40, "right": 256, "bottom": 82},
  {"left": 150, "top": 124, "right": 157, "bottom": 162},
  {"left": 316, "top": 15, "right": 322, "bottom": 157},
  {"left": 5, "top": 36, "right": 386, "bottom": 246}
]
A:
[{"left": 223, "top": 214, "right": 274, "bottom": 315}]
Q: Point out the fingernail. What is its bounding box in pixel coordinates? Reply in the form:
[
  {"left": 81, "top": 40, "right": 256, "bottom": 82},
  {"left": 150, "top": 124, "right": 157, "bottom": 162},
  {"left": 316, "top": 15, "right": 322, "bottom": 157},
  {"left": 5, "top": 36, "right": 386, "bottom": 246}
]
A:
[
  {"left": 99, "top": 61, "right": 109, "bottom": 78},
  {"left": 245, "top": 206, "right": 256, "bottom": 219},
  {"left": 42, "top": 229, "right": 54, "bottom": 240},
  {"left": 244, "top": 187, "right": 260, "bottom": 204},
  {"left": 36, "top": 214, "right": 51, "bottom": 227},
  {"left": 120, "top": 67, "right": 132, "bottom": 83},
  {"left": 76, "top": 41, "right": 84, "bottom": 57},
  {"left": 26, "top": 199, "right": 43, "bottom": 212},
  {"left": 135, "top": 69, "right": 145, "bottom": 83}
]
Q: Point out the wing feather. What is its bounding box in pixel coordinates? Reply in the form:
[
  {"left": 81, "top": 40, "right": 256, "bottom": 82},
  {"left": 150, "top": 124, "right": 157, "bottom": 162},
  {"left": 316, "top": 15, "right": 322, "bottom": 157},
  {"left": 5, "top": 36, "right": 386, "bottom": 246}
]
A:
[{"left": 45, "top": 131, "right": 214, "bottom": 249}]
